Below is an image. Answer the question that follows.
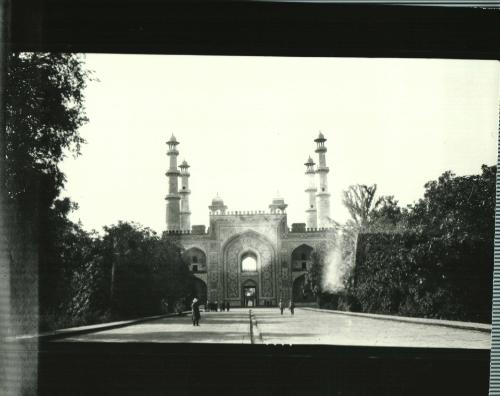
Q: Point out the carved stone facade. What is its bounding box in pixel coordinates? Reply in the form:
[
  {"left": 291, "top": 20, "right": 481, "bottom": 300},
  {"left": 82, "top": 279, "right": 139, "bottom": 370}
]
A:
[
  {"left": 164, "top": 211, "right": 336, "bottom": 307},
  {"left": 162, "top": 132, "right": 335, "bottom": 306}
]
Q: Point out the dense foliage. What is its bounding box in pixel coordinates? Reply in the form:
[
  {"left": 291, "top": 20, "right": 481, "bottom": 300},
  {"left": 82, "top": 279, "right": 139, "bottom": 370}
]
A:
[
  {"left": 337, "top": 166, "right": 496, "bottom": 323},
  {"left": 5, "top": 53, "right": 194, "bottom": 331},
  {"left": 5, "top": 53, "right": 92, "bottom": 330},
  {"left": 38, "top": 220, "right": 194, "bottom": 330},
  {"left": 104, "top": 222, "right": 192, "bottom": 319}
]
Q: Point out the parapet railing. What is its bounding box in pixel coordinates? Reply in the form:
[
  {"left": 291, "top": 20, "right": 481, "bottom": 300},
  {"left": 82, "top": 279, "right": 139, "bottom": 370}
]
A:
[
  {"left": 288, "top": 227, "right": 336, "bottom": 233},
  {"left": 164, "top": 226, "right": 336, "bottom": 235},
  {"left": 209, "top": 210, "right": 286, "bottom": 216},
  {"left": 164, "top": 230, "right": 210, "bottom": 235}
]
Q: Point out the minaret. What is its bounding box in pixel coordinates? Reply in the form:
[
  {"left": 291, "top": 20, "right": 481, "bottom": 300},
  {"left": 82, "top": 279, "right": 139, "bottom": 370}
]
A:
[
  {"left": 304, "top": 156, "right": 318, "bottom": 228},
  {"left": 314, "top": 132, "right": 331, "bottom": 228},
  {"left": 165, "top": 134, "right": 181, "bottom": 230},
  {"left": 179, "top": 160, "right": 191, "bottom": 231}
]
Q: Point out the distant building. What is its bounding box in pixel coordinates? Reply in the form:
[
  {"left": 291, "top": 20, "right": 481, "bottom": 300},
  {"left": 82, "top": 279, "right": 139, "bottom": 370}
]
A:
[{"left": 163, "top": 133, "right": 336, "bottom": 307}]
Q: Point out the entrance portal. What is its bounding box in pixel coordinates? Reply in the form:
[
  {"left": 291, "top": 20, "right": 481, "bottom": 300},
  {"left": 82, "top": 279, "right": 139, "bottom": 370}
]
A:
[{"left": 243, "top": 285, "right": 257, "bottom": 307}]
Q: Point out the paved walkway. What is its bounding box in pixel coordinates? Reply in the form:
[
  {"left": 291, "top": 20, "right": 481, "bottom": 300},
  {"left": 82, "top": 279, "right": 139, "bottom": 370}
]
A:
[
  {"left": 58, "top": 309, "right": 251, "bottom": 343},
  {"left": 254, "top": 308, "right": 491, "bottom": 349},
  {"left": 56, "top": 308, "right": 491, "bottom": 349}
]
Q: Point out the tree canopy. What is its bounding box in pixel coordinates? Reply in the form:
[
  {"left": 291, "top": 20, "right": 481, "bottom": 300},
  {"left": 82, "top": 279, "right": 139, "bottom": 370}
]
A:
[
  {"left": 340, "top": 165, "right": 496, "bottom": 322},
  {"left": 5, "top": 53, "right": 193, "bottom": 331}
]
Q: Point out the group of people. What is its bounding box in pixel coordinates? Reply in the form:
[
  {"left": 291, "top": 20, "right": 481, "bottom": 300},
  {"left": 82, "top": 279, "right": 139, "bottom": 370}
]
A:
[
  {"left": 190, "top": 297, "right": 296, "bottom": 326},
  {"left": 205, "top": 300, "right": 230, "bottom": 312},
  {"left": 278, "top": 299, "right": 295, "bottom": 315}
]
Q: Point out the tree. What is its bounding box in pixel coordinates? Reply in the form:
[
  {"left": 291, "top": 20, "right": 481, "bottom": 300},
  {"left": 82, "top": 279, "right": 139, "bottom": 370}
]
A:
[
  {"left": 343, "top": 184, "right": 405, "bottom": 232},
  {"left": 344, "top": 165, "right": 495, "bottom": 322},
  {"left": 405, "top": 165, "right": 496, "bottom": 321},
  {"left": 99, "top": 222, "right": 191, "bottom": 319},
  {"left": 5, "top": 53, "right": 92, "bottom": 328},
  {"left": 5, "top": 53, "right": 91, "bottom": 206},
  {"left": 342, "top": 184, "right": 378, "bottom": 230}
]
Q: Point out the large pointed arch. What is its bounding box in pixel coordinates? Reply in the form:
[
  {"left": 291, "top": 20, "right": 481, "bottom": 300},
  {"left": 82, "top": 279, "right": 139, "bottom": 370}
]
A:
[{"left": 222, "top": 230, "right": 276, "bottom": 301}]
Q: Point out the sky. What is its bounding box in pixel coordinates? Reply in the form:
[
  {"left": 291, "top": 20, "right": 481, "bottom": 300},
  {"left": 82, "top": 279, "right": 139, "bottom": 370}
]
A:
[{"left": 60, "top": 55, "right": 500, "bottom": 234}]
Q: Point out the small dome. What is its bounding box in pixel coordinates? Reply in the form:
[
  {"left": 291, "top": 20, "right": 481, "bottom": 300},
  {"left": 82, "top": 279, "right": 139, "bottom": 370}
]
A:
[
  {"left": 305, "top": 156, "right": 315, "bottom": 165},
  {"left": 212, "top": 195, "right": 224, "bottom": 204},
  {"left": 167, "top": 134, "right": 179, "bottom": 144},
  {"left": 180, "top": 160, "right": 190, "bottom": 168},
  {"left": 314, "top": 131, "right": 327, "bottom": 143}
]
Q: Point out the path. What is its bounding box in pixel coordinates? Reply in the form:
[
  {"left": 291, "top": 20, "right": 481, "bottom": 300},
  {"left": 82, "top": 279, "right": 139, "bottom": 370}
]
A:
[
  {"left": 253, "top": 308, "right": 491, "bottom": 349},
  {"left": 55, "top": 307, "right": 490, "bottom": 349}
]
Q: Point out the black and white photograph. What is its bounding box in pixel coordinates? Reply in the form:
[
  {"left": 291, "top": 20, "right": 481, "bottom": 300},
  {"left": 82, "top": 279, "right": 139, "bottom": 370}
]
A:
[
  {"left": 8, "top": 53, "right": 497, "bottom": 344},
  {"left": 1, "top": 8, "right": 499, "bottom": 393}
]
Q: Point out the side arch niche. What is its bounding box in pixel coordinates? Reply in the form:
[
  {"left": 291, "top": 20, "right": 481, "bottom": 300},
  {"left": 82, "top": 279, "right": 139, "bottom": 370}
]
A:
[
  {"left": 291, "top": 244, "right": 314, "bottom": 272},
  {"left": 182, "top": 247, "right": 207, "bottom": 273}
]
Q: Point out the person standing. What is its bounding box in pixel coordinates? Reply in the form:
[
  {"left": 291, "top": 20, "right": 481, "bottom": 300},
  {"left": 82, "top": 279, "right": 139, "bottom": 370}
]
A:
[
  {"left": 191, "top": 298, "right": 201, "bottom": 326},
  {"left": 226, "top": 301, "right": 230, "bottom": 312},
  {"left": 289, "top": 300, "right": 295, "bottom": 315},
  {"left": 279, "top": 299, "right": 284, "bottom": 315}
]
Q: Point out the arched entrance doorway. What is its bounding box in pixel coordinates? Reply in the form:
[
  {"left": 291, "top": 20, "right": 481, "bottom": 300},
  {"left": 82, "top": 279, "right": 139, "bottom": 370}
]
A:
[
  {"left": 242, "top": 280, "right": 258, "bottom": 307},
  {"left": 222, "top": 230, "right": 276, "bottom": 307}
]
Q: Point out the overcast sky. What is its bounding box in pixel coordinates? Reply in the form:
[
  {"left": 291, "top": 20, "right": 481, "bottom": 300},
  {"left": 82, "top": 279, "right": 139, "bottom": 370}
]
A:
[{"left": 60, "top": 55, "right": 500, "bottom": 234}]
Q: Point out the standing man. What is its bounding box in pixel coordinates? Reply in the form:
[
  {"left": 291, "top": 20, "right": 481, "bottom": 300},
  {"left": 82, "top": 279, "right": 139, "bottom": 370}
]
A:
[
  {"left": 289, "top": 300, "right": 295, "bottom": 315},
  {"left": 226, "top": 300, "right": 230, "bottom": 312},
  {"left": 279, "top": 299, "right": 284, "bottom": 315},
  {"left": 191, "top": 298, "right": 201, "bottom": 326}
]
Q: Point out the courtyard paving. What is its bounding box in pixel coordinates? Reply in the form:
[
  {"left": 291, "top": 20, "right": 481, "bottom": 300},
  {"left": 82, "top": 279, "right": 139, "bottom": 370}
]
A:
[
  {"left": 56, "top": 308, "right": 491, "bottom": 349},
  {"left": 254, "top": 308, "right": 491, "bottom": 349},
  {"left": 57, "top": 309, "right": 251, "bottom": 343}
]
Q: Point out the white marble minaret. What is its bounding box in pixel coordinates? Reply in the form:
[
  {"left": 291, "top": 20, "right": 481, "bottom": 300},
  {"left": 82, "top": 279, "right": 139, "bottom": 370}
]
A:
[
  {"left": 304, "top": 156, "right": 318, "bottom": 228},
  {"left": 165, "top": 134, "right": 181, "bottom": 230},
  {"left": 314, "top": 132, "right": 331, "bottom": 228},
  {"left": 179, "top": 159, "right": 191, "bottom": 231}
]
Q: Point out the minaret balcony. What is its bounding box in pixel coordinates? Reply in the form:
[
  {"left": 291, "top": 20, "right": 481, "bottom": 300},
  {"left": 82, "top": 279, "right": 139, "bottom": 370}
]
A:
[
  {"left": 165, "top": 193, "right": 181, "bottom": 200},
  {"left": 165, "top": 169, "right": 181, "bottom": 176},
  {"left": 316, "top": 166, "right": 329, "bottom": 173}
]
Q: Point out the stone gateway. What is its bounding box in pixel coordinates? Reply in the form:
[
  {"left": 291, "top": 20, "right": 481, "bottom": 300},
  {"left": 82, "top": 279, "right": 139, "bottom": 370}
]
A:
[{"left": 163, "top": 133, "right": 336, "bottom": 307}]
